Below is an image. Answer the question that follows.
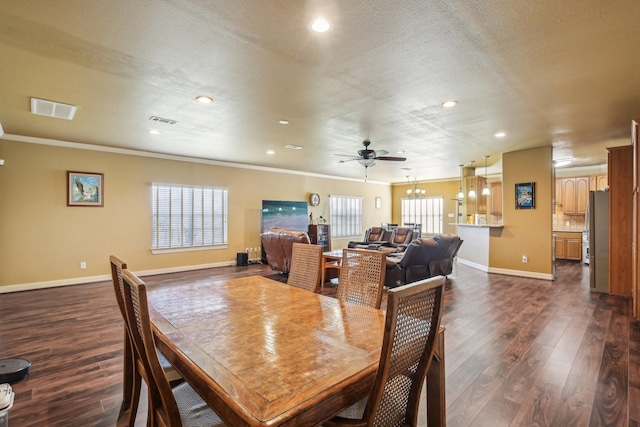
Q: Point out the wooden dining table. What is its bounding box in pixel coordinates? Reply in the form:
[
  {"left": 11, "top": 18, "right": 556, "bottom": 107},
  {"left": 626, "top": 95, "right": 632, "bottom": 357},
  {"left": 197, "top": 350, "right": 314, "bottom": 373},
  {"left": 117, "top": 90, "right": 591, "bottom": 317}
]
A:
[{"left": 148, "top": 275, "right": 446, "bottom": 427}]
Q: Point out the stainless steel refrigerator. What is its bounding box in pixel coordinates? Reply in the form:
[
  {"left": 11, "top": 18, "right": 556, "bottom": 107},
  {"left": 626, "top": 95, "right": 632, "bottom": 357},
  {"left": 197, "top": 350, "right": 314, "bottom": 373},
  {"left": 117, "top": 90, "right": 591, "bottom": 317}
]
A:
[{"left": 588, "top": 190, "right": 609, "bottom": 293}]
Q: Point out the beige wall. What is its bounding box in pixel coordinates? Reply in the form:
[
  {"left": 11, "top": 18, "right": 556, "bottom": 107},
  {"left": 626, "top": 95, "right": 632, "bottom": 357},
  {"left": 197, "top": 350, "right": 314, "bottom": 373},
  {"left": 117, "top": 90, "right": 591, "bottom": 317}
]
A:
[
  {"left": 0, "top": 139, "right": 391, "bottom": 287},
  {"left": 391, "top": 180, "right": 460, "bottom": 235},
  {"left": 489, "top": 147, "right": 553, "bottom": 274}
]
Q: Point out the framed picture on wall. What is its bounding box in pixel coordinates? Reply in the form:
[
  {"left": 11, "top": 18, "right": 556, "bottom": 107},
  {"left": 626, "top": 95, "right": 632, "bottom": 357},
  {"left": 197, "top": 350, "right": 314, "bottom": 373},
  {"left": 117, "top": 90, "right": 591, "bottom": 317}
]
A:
[
  {"left": 515, "top": 182, "right": 535, "bottom": 209},
  {"left": 67, "top": 171, "right": 104, "bottom": 207}
]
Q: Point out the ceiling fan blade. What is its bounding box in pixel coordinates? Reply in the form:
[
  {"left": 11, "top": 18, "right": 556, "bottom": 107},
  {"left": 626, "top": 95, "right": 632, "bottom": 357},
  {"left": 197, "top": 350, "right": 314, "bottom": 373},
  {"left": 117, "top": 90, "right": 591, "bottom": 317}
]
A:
[
  {"left": 374, "top": 150, "right": 389, "bottom": 157},
  {"left": 334, "top": 154, "right": 360, "bottom": 158},
  {"left": 376, "top": 156, "right": 406, "bottom": 161}
]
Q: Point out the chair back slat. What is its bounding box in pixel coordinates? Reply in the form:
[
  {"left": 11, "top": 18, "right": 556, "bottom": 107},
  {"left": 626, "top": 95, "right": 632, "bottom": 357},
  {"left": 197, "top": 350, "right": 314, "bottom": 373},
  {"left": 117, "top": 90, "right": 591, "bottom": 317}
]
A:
[
  {"left": 337, "top": 249, "right": 386, "bottom": 309},
  {"left": 287, "top": 243, "right": 323, "bottom": 292},
  {"left": 365, "top": 276, "right": 445, "bottom": 427}
]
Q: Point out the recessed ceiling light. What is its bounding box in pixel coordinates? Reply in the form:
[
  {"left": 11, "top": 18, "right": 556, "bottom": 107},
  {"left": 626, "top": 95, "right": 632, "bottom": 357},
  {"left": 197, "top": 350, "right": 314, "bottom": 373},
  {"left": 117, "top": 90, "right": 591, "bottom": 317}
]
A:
[
  {"left": 148, "top": 130, "right": 160, "bottom": 135},
  {"left": 441, "top": 100, "right": 458, "bottom": 108},
  {"left": 311, "top": 18, "right": 332, "bottom": 33},
  {"left": 266, "top": 150, "right": 275, "bottom": 155},
  {"left": 279, "top": 120, "right": 289, "bottom": 125},
  {"left": 494, "top": 132, "right": 506, "bottom": 138},
  {"left": 196, "top": 95, "right": 213, "bottom": 104},
  {"left": 285, "top": 145, "right": 304, "bottom": 150},
  {"left": 396, "top": 150, "right": 405, "bottom": 154}
]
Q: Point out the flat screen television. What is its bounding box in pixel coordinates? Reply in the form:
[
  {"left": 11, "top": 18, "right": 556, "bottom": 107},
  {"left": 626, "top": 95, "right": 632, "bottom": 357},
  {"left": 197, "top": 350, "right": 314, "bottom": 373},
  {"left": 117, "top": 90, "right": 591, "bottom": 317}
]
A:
[{"left": 261, "top": 200, "right": 308, "bottom": 232}]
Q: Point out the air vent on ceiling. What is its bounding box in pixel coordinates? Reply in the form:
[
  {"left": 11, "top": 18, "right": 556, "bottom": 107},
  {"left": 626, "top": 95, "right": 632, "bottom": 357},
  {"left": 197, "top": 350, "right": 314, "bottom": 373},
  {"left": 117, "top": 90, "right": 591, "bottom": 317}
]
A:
[
  {"left": 30, "top": 97, "right": 77, "bottom": 120},
  {"left": 149, "top": 116, "right": 179, "bottom": 125}
]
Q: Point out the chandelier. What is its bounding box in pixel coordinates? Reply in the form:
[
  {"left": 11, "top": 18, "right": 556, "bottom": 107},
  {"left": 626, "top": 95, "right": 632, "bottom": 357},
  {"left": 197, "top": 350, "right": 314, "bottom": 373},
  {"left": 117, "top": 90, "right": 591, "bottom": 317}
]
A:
[{"left": 406, "top": 176, "right": 425, "bottom": 199}]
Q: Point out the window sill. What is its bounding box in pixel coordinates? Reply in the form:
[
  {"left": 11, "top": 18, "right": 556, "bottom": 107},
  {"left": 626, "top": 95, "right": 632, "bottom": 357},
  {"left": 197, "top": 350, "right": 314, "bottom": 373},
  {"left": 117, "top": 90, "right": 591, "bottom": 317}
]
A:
[{"left": 151, "top": 245, "right": 228, "bottom": 255}]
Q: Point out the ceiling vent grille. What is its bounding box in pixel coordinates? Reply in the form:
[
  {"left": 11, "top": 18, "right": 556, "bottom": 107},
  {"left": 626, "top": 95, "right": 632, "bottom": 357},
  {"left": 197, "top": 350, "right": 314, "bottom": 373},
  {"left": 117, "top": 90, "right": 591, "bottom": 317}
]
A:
[
  {"left": 149, "top": 116, "right": 179, "bottom": 125},
  {"left": 30, "top": 97, "right": 77, "bottom": 120}
]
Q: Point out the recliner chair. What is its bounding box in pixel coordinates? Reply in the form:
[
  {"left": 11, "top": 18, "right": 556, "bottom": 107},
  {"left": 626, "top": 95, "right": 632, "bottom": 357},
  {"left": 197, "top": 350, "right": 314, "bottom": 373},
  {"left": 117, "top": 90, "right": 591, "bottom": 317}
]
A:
[
  {"left": 429, "top": 234, "right": 462, "bottom": 277},
  {"left": 348, "top": 227, "right": 389, "bottom": 249},
  {"left": 260, "top": 228, "right": 311, "bottom": 274},
  {"left": 384, "top": 238, "right": 439, "bottom": 288}
]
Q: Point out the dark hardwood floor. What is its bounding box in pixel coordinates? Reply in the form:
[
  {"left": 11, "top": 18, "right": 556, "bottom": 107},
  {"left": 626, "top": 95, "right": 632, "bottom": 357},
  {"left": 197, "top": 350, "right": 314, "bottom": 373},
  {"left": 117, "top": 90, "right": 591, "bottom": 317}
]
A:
[{"left": 1, "top": 261, "right": 638, "bottom": 426}]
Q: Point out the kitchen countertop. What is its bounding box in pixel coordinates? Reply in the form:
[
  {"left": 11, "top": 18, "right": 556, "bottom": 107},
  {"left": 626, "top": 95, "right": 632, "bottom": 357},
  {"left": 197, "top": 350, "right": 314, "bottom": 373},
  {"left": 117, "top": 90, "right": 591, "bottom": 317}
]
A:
[{"left": 553, "top": 230, "right": 585, "bottom": 233}]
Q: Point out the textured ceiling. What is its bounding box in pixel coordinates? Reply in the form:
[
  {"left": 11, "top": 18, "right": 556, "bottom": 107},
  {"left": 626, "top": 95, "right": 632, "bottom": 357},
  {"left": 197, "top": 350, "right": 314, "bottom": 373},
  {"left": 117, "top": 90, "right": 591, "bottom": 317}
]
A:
[{"left": 0, "top": 0, "right": 639, "bottom": 183}]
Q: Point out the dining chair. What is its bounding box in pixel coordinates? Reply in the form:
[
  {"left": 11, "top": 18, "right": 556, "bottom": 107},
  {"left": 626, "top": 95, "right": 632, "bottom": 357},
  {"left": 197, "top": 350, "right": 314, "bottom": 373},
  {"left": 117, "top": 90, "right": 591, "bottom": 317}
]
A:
[
  {"left": 109, "top": 255, "right": 183, "bottom": 425},
  {"left": 287, "top": 243, "right": 323, "bottom": 292},
  {"left": 325, "top": 275, "right": 446, "bottom": 427},
  {"left": 120, "top": 268, "right": 227, "bottom": 426},
  {"left": 336, "top": 248, "right": 386, "bottom": 309}
]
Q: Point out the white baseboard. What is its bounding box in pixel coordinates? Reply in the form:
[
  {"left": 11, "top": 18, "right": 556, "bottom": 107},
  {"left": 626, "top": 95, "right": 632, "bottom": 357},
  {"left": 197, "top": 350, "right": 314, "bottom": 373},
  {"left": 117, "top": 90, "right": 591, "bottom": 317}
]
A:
[
  {"left": 457, "top": 258, "right": 489, "bottom": 272},
  {"left": 458, "top": 258, "right": 554, "bottom": 281},
  {"left": 0, "top": 261, "right": 236, "bottom": 294}
]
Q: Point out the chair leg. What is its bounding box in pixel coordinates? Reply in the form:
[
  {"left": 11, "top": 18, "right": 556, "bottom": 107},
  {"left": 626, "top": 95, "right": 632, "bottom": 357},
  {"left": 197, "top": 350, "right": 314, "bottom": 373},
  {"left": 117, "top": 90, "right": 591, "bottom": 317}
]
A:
[
  {"left": 127, "top": 366, "right": 142, "bottom": 427},
  {"left": 122, "top": 331, "right": 133, "bottom": 406}
]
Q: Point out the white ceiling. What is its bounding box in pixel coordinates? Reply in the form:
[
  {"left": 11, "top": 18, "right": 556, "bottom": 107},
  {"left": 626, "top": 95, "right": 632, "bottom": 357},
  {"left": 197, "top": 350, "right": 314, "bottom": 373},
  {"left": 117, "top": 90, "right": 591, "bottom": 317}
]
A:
[{"left": 0, "top": 0, "right": 638, "bottom": 183}]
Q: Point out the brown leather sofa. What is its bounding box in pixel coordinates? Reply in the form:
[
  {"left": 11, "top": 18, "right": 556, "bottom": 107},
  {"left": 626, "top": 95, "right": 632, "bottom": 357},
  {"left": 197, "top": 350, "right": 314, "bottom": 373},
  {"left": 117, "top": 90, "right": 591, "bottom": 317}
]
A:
[
  {"left": 384, "top": 234, "right": 463, "bottom": 288},
  {"left": 260, "top": 228, "right": 311, "bottom": 274}
]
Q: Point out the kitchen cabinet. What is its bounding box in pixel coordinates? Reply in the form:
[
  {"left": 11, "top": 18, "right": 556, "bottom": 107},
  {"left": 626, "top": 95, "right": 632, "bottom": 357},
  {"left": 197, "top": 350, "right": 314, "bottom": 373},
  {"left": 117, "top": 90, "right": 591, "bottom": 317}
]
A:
[
  {"left": 558, "top": 177, "right": 589, "bottom": 215},
  {"left": 490, "top": 182, "right": 502, "bottom": 215},
  {"left": 555, "top": 178, "right": 562, "bottom": 208},
  {"left": 555, "top": 232, "right": 582, "bottom": 261},
  {"left": 590, "top": 174, "right": 608, "bottom": 191},
  {"left": 608, "top": 145, "right": 632, "bottom": 296},
  {"left": 466, "top": 176, "right": 487, "bottom": 215}
]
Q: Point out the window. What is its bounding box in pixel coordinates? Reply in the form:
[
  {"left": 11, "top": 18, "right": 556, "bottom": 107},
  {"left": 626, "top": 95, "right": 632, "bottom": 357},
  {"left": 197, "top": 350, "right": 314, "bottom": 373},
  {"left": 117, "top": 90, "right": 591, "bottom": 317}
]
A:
[
  {"left": 152, "top": 184, "right": 228, "bottom": 252},
  {"left": 401, "top": 197, "right": 444, "bottom": 234},
  {"left": 330, "top": 195, "right": 362, "bottom": 238}
]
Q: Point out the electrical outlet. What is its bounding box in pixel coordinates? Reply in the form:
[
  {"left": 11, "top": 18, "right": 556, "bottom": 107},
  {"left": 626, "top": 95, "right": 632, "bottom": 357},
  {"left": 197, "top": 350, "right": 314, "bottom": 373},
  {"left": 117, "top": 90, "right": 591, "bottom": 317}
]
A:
[
  {"left": 522, "top": 255, "right": 528, "bottom": 263},
  {"left": 80, "top": 261, "right": 87, "bottom": 269},
  {"left": 565, "top": 221, "right": 570, "bottom": 226}
]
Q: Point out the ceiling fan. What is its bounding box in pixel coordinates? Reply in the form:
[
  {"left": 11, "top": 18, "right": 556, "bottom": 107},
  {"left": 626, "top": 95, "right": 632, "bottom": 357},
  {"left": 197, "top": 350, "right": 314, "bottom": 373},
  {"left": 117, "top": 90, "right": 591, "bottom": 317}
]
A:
[{"left": 335, "top": 140, "right": 406, "bottom": 177}]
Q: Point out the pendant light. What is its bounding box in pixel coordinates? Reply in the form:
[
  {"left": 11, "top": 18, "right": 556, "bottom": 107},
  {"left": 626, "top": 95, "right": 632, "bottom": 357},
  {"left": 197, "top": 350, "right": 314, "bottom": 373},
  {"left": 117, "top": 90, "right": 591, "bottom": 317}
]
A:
[
  {"left": 468, "top": 161, "right": 476, "bottom": 198},
  {"left": 457, "top": 164, "right": 464, "bottom": 199},
  {"left": 482, "top": 155, "right": 491, "bottom": 196}
]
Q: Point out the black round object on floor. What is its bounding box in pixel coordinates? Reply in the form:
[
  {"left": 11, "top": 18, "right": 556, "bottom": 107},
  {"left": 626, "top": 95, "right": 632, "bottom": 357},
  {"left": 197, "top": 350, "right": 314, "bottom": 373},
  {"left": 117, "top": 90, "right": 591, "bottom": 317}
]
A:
[{"left": 0, "top": 358, "right": 31, "bottom": 384}]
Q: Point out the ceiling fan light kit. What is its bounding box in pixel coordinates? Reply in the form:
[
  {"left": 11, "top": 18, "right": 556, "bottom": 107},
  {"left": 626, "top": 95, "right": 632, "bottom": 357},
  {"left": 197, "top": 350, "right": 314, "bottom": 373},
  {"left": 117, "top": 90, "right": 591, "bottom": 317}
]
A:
[{"left": 335, "top": 140, "right": 406, "bottom": 179}]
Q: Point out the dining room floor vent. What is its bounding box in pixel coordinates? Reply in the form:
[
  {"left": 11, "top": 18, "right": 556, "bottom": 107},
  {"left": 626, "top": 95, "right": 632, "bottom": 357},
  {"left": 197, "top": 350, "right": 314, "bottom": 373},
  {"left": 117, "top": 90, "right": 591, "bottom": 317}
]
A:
[{"left": 30, "top": 97, "right": 77, "bottom": 120}]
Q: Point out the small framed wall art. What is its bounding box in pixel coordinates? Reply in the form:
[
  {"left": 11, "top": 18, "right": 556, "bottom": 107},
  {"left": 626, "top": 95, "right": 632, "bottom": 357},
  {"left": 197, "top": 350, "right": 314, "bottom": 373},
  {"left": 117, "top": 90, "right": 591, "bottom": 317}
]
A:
[
  {"left": 67, "top": 171, "right": 104, "bottom": 207},
  {"left": 515, "top": 182, "right": 535, "bottom": 209}
]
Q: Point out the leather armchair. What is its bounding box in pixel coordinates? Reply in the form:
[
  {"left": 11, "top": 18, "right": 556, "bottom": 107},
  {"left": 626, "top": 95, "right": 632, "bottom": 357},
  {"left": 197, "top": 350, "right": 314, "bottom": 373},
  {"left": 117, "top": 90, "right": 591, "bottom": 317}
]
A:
[
  {"left": 384, "top": 238, "right": 439, "bottom": 288},
  {"left": 260, "top": 228, "right": 311, "bottom": 274}
]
